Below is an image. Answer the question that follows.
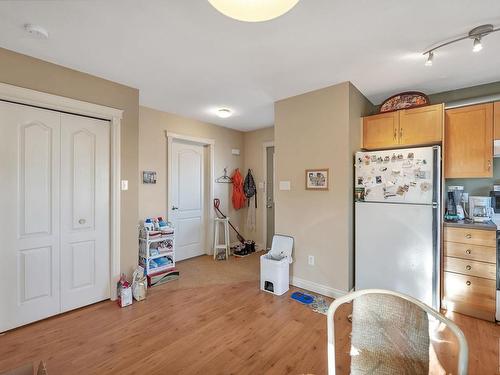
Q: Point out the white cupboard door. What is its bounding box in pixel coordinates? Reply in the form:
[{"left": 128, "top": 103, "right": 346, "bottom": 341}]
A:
[
  {"left": 0, "top": 101, "right": 61, "bottom": 332},
  {"left": 60, "top": 114, "right": 110, "bottom": 312},
  {"left": 170, "top": 140, "right": 205, "bottom": 261}
]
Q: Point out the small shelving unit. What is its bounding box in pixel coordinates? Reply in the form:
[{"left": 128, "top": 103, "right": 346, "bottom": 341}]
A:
[{"left": 139, "top": 227, "right": 175, "bottom": 275}]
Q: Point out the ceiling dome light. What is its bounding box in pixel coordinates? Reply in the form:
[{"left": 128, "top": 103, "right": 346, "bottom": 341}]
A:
[
  {"left": 472, "top": 37, "right": 483, "bottom": 52},
  {"left": 208, "top": 0, "right": 300, "bottom": 22},
  {"left": 216, "top": 108, "right": 233, "bottom": 118},
  {"left": 425, "top": 51, "right": 434, "bottom": 66}
]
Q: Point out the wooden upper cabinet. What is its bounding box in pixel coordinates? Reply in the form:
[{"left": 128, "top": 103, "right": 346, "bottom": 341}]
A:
[
  {"left": 444, "top": 103, "right": 493, "bottom": 178},
  {"left": 494, "top": 101, "right": 500, "bottom": 140},
  {"left": 362, "top": 104, "right": 443, "bottom": 150},
  {"left": 399, "top": 104, "right": 443, "bottom": 146},
  {"left": 362, "top": 111, "right": 398, "bottom": 150}
]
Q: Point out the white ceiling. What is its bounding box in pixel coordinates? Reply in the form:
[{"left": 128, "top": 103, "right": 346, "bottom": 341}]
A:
[{"left": 1, "top": 1, "right": 500, "bottom": 131}]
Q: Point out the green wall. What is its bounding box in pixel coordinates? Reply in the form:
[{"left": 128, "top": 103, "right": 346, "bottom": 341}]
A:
[{"left": 446, "top": 159, "right": 500, "bottom": 196}]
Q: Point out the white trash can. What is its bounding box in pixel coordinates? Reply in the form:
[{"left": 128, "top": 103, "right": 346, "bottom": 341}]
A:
[{"left": 260, "top": 235, "right": 294, "bottom": 296}]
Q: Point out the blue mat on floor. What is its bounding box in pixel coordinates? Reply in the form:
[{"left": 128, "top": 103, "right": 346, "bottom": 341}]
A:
[{"left": 291, "top": 290, "right": 330, "bottom": 315}]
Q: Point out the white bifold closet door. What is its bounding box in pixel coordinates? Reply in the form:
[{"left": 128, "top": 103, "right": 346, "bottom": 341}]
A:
[
  {"left": 0, "top": 101, "right": 110, "bottom": 332},
  {"left": 60, "top": 113, "right": 110, "bottom": 312}
]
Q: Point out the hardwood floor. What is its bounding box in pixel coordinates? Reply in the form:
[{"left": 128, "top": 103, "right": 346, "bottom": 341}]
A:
[{"left": 0, "top": 253, "right": 499, "bottom": 374}]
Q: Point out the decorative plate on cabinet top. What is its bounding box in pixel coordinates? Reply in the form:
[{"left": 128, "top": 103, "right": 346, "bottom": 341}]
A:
[{"left": 379, "top": 91, "right": 430, "bottom": 113}]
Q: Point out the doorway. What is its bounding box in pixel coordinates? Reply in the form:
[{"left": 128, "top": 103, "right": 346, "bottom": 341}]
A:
[
  {"left": 167, "top": 133, "right": 215, "bottom": 261},
  {"left": 263, "top": 142, "right": 275, "bottom": 249}
]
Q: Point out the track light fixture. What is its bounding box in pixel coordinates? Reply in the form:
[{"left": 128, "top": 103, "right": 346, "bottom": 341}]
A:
[
  {"left": 472, "top": 37, "right": 483, "bottom": 53},
  {"left": 422, "top": 24, "right": 498, "bottom": 65},
  {"left": 425, "top": 51, "right": 433, "bottom": 66}
]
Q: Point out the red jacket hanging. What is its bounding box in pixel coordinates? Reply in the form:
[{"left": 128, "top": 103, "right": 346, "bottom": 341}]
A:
[{"left": 232, "top": 168, "right": 246, "bottom": 210}]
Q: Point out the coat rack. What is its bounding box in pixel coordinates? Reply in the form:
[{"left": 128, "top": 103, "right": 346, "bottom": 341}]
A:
[{"left": 215, "top": 167, "right": 233, "bottom": 183}]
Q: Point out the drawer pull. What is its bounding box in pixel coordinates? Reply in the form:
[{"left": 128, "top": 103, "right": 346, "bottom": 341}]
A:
[
  {"left": 465, "top": 233, "right": 472, "bottom": 239},
  {"left": 466, "top": 265, "right": 472, "bottom": 271},
  {"left": 465, "top": 249, "right": 472, "bottom": 255},
  {"left": 466, "top": 281, "right": 471, "bottom": 286}
]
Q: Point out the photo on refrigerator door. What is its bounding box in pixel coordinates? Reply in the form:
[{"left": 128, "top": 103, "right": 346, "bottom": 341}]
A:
[{"left": 354, "top": 146, "right": 436, "bottom": 204}]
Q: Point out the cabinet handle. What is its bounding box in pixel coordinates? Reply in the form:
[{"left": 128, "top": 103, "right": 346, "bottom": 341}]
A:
[
  {"left": 399, "top": 127, "right": 403, "bottom": 140},
  {"left": 465, "top": 249, "right": 472, "bottom": 255},
  {"left": 488, "top": 160, "right": 491, "bottom": 171},
  {"left": 465, "top": 233, "right": 472, "bottom": 239},
  {"left": 393, "top": 128, "right": 397, "bottom": 141},
  {"left": 466, "top": 265, "right": 472, "bottom": 271},
  {"left": 466, "top": 281, "right": 471, "bottom": 286}
]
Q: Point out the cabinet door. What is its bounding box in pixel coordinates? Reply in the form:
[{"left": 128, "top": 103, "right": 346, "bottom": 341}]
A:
[
  {"left": 444, "top": 103, "right": 493, "bottom": 178},
  {"left": 399, "top": 104, "right": 443, "bottom": 146},
  {"left": 362, "top": 111, "right": 398, "bottom": 150},
  {"left": 494, "top": 102, "right": 500, "bottom": 140}
]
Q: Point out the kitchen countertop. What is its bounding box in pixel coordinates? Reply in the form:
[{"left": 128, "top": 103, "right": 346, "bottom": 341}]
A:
[{"left": 443, "top": 220, "right": 498, "bottom": 231}]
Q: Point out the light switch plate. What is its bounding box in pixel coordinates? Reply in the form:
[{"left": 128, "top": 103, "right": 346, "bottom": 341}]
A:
[
  {"left": 231, "top": 148, "right": 240, "bottom": 155},
  {"left": 279, "top": 181, "right": 291, "bottom": 191},
  {"left": 121, "top": 180, "right": 129, "bottom": 191}
]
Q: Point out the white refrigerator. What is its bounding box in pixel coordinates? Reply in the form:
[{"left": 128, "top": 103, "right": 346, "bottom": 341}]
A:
[{"left": 354, "top": 146, "right": 440, "bottom": 309}]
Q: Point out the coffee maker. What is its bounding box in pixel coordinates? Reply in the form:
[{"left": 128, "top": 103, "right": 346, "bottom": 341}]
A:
[{"left": 469, "top": 196, "right": 494, "bottom": 223}]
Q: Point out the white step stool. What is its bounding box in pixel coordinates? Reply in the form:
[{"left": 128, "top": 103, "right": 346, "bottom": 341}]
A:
[
  {"left": 213, "top": 217, "right": 230, "bottom": 260},
  {"left": 260, "top": 235, "right": 294, "bottom": 295}
]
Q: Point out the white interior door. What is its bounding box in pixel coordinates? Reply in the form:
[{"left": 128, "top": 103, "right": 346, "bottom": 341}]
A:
[
  {"left": 170, "top": 140, "right": 205, "bottom": 261},
  {"left": 0, "top": 101, "right": 61, "bottom": 332},
  {"left": 60, "top": 113, "right": 110, "bottom": 312}
]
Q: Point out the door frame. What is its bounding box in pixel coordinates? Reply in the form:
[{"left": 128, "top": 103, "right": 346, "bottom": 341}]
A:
[
  {"left": 0, "top": 82, "right": 123, "bottom": 300},
  {"left": 262, "top": 141, "right": 274, "bottom": 249},
  {"left": 166, "top": 132, "right": 215, "bottom": 255}
]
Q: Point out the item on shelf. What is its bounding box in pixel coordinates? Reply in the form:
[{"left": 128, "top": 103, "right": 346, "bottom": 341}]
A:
[
  {"left": 158, "top": 217, "right": 168, "bottom": 230},
  {"left": 147, "top": 269, "right": 180, "bottom": 287},
  {"left": 132, "top": 266, "right": 147, "bottom": 301},
  {"left": 144, "top": 218, "right": 154, "bottom": 231},
  {"left": 117, "top": 273, "right": 133, "bottom": 307},
  {"left": 379, "top": 91, "right": 429, "bottom": 113}
]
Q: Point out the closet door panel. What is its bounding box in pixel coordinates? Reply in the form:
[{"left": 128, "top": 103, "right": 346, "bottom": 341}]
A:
[
  {"left": 0, "top": 101, "right": 61, "bottom": 332},
  {"left": 60, "top": 113, "right": 110, "bottom": 312}
]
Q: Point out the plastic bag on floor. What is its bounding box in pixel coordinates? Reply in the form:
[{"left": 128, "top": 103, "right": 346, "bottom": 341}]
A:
[{"left": 132, "top": 266, "right": 147, "bottom": 301}]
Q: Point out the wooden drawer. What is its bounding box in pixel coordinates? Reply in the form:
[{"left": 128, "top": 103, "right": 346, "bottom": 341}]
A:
[
  {"left": 444, "top": 241, "right": 496, "bottom": 263},
  {"left": 443, "top": 227, "right": 496, "bottom": 247},
  {"left": 443, "top": 272, "right": 496, "bottom": 321},
  {"left": 444, "top": 256, "right": 496, "bottom": 280}
]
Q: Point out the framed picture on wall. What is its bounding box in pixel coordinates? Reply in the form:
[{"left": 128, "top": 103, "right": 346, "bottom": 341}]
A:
[
  {"left": 142, "top": 171, "right": 157, "bottom": 184},
  {"left": 305, "top": 168, "right": 329, "bottom": 190}
]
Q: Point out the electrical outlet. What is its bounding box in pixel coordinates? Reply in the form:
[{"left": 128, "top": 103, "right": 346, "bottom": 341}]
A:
[{"left": 308, "top": 255, "right": 315, "bottom": 266}]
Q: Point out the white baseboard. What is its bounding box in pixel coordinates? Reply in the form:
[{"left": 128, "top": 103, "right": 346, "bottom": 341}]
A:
[{"left": 291, "top": 276, "right": 348, "bottom": 299}]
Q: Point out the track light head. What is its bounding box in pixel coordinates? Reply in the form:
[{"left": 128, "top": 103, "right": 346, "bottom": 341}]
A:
[
  {"left": 425, "top": 51, "right": 434, "bottom": 66},
  {"left": 472, "top": 37, "right": 483, "bottom": 52}
]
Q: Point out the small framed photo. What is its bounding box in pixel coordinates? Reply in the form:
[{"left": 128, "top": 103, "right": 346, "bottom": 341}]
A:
[
  {"left": 142, "top": 171, "right": 157, "bottom": 184},
  {"left": 305, "top": 168, "right": 329, "bottom": 190}
]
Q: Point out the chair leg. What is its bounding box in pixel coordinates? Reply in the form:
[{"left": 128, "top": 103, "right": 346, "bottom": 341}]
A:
[
  {"left": 213, "top": 220, "right": 219, "bottom": 260},
  {"left": 224, "top": 220, "right": 230, "bottom": 260}
]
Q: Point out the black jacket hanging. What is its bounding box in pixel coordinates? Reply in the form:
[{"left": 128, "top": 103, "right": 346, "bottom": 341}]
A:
[{"left": 243, "top": 169, "right": 257, "bottom": 208}]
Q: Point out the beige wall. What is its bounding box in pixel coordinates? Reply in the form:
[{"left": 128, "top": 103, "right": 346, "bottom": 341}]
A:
[
  {"left": 0, "top": 47, "right": 139, "bottom": 277},
  {"left": 242, "top": 127, "right": 274, "bottom": 246},
  {"left": 139, "top": 106, "right": 245, "bottom": 246},
  {"left": 274, "top": 82, "right": 373, "bottom": 294}
]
